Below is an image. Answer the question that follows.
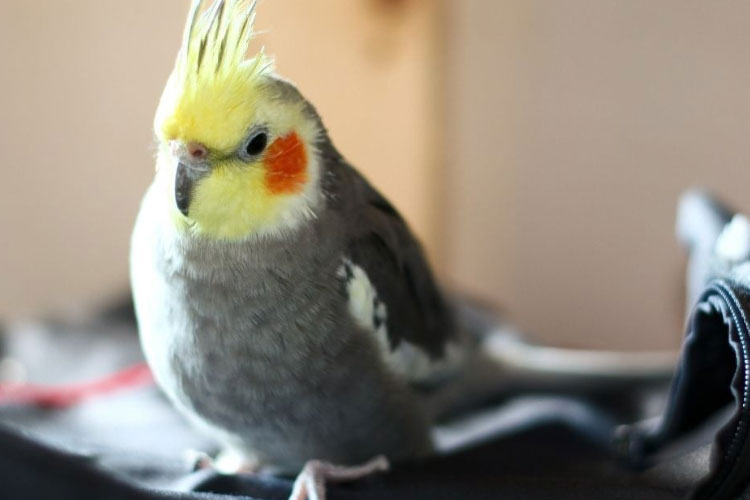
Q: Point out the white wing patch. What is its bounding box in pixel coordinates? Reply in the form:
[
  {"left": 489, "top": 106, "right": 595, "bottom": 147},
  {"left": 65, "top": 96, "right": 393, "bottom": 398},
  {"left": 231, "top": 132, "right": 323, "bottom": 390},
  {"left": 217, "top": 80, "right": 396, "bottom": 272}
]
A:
[
  {"left": 338, "top": 258, "right": 465, "bottom": 384},
  {"left": 337, "top": 259, "right": 388, "bottom": 337}
]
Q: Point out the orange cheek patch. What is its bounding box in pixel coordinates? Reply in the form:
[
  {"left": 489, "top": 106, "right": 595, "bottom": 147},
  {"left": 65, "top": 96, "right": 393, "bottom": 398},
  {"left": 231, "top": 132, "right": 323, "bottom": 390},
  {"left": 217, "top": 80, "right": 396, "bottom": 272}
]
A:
[{"left": 264, "top": 132, "right": 308, "bottom": 194}]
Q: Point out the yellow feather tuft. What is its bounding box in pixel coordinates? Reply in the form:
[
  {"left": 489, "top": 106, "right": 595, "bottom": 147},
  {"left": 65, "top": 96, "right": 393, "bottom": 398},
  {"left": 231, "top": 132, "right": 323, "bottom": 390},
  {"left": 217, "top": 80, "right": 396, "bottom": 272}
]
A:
[
  {"left": 179, "top": 0, "right": 269, "bottom": 85},
  {"left": 155, "top": 0, "right": 274, "bottom": 152}
]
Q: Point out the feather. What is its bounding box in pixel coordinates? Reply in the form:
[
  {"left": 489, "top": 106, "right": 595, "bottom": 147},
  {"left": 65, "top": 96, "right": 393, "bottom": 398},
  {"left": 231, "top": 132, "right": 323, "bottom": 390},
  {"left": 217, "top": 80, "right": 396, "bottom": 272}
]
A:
[
  {"left": 178, "top": 0, "right": 271, "bottom": 83},
  {"left": 181, "top": 0, "right": 204, "bottom": 68}
]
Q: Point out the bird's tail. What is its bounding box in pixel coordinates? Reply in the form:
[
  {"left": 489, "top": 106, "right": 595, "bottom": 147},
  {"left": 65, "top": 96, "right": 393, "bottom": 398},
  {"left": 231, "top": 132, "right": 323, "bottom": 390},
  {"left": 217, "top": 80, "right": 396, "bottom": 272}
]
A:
[
  {"left": 427, "top": 323, "right": 677, "bottom": 453},
  {"left": 453, "top": 295, "right": 677, "bottom": 383},
  {"left": 428, "top": 297, "right": 677, "bottom": 425}
]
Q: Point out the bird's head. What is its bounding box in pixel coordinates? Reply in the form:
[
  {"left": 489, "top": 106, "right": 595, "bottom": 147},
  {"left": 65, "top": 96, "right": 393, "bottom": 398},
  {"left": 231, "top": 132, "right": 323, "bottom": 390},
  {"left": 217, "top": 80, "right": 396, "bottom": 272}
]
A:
[{"left": 153, "top": 0, "right": 323, "bottom": 240}]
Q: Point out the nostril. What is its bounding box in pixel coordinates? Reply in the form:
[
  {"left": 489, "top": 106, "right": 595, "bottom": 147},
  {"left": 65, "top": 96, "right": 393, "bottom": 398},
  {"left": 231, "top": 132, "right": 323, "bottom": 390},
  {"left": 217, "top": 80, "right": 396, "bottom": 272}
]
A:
[{"left": 187, "top": 142, "right": 208, "bottom": 160}]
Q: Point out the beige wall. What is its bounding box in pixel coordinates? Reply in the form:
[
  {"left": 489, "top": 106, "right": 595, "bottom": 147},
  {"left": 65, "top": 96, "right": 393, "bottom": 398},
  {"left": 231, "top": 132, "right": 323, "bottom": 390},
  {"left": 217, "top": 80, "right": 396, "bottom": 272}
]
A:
[
  {"left": 0, "top": 1, "right": 441, "bottom": 318},
  {"left": 3, "top": 1, "right": 749, "bottom": 353},
  {"left": 445, "top": 1, "right": 750, "bottom": 349}
]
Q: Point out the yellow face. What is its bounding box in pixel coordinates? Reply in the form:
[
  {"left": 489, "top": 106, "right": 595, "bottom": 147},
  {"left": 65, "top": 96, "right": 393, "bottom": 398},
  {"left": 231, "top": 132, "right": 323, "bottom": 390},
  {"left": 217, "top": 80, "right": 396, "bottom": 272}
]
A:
[{"left": 152, "top": 0, "right": 321, "bottom": 240}]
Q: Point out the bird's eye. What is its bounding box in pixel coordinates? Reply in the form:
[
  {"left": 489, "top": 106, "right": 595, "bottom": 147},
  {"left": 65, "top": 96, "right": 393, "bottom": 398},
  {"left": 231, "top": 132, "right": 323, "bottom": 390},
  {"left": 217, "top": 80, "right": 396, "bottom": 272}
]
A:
[{"left": 244, "top": 132, "right": 268, "bottom": 157}]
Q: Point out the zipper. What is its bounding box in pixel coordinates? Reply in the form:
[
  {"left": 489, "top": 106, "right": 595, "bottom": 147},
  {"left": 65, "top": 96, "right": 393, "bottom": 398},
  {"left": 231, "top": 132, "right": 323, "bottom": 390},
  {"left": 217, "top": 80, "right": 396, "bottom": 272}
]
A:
[{"left": 695, "top": 281, "right": 750, "bottom": 500}]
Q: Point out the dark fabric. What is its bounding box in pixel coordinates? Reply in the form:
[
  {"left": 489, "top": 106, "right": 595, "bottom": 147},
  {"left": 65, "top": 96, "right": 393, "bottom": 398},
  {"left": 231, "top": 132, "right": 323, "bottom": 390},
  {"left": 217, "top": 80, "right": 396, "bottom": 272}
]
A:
[{"left": 0, "top": 417, "right": 690, "bottom": 500}]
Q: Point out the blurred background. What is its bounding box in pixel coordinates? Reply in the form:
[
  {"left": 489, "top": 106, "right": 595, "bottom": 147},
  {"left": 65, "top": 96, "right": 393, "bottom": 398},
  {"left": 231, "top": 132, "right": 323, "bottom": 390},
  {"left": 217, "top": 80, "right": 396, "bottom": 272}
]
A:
[{"left": 1, "top": 0, "right": 749, "bottom": 351}]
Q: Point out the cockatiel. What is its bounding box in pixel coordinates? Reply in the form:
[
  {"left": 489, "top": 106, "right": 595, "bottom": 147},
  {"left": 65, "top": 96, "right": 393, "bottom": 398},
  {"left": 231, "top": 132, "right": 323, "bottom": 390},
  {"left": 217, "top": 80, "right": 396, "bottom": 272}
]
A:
[
  {"left": 131, "top": 2, "right": 675, "bottom": 499},
  {"left": 131, "top": 1, "right": 477, "bottom": 498}
]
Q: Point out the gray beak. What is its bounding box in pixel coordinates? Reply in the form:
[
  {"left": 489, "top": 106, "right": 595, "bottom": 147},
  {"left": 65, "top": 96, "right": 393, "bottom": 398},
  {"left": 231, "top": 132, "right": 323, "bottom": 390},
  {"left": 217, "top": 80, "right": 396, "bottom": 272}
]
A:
[{"left": 175, "top": 162, "right": 209, "bottom": 216}]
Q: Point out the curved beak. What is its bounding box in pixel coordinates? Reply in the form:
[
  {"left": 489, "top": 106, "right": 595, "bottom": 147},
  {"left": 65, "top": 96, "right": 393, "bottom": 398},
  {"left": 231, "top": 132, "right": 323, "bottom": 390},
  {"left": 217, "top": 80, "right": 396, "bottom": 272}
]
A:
[
  {"left": 170, "top": 141, "right": 210, "bottom": 217},
  {"left": 175, "top": 162, "right": 209, "bottom": 216}
]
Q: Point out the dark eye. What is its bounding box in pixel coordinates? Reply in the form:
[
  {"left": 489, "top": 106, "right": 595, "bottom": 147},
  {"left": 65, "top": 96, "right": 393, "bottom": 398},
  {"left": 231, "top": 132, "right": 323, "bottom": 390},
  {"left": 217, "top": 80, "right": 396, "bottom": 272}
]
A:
[{"left": 245, "top": 132, "right": 268, "bottom": 157}]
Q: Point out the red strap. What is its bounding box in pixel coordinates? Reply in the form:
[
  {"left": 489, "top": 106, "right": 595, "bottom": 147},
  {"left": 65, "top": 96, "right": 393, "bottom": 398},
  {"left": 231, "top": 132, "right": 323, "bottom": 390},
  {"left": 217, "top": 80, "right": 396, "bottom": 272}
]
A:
[{"left": 0, "top": 363, "right": 154, "bottom": 409}]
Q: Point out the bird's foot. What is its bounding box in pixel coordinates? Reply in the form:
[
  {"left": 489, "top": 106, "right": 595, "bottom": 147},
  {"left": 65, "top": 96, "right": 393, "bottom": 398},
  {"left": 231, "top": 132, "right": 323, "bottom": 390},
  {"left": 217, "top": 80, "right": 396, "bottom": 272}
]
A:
[{"left": 288, "top": 455, "right": 390, "bottom": 500}]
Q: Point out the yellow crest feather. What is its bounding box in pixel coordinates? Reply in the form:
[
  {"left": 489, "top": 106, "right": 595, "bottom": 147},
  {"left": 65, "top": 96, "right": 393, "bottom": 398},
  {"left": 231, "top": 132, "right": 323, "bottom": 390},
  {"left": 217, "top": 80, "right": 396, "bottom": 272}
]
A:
[
  {"left": 156, "top": 0, "right": 274, "bottom": 152},
  {"left": 179, "top": 0, "right": 270, "bottom": 86}
]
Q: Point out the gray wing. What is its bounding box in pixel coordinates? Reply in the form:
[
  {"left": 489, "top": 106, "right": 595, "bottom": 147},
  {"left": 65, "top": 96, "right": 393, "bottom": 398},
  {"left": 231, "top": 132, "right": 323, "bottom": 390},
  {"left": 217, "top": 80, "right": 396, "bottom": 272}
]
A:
[{"left": 332, "top": 163, "right": 460, "bottom": 374}]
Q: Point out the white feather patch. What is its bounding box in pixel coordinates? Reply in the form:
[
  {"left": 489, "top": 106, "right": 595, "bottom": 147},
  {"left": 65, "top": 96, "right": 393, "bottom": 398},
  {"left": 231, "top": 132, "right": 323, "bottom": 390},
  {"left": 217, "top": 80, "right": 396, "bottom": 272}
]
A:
[{"left": 338, "top": 258, "right": 464, "bottom": 384}]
